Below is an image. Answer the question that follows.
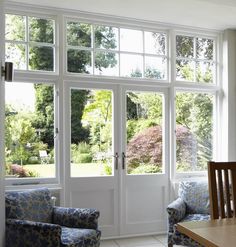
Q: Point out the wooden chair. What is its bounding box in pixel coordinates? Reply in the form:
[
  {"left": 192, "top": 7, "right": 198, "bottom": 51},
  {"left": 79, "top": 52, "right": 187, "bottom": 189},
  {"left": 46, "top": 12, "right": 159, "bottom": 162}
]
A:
[{"left": 208, "top": 161, "right": 236, "bottom": 219}]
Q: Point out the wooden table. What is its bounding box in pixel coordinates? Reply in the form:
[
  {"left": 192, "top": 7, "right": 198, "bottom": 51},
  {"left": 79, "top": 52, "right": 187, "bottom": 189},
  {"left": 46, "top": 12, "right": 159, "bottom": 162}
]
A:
[{"left": 177, "top": 218, "right": 236, "bottom": 247}]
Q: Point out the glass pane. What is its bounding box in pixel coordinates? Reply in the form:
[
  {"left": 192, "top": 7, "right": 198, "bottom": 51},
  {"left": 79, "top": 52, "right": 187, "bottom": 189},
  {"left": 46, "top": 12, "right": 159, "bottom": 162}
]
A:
[
  {"left": 144, "top": 32, "right": 166, "bottom": 55},
  {"left": 67, "top": 49, "right": 92, "bottom": 74},
  {"left": 197, "top": 38, "right": 214, "bottom": 60},
  {"left": 5, "top": 14, "right": 26, "bottom": 41},
  {"left": 29, "top": 46, "right": 54, "bottom": 71},
  {"left": 176, "top": 35, "right": 194, "bottom": 58},
  {"left": 176, "top": 59, "right": 194, "bottom": 81},
  {"left": 196, "top": 61, "right": 214, "bottom": 83},
  {"left": 176, "top": 92, "right": 213, "bottom": 172},
  {"left": 145, "top": 56, "right": 167, "bottom": 80},
  {"left": 5, "top": 43, "right": 26, "bottom": 70},
  {"left": 120, "top": 28, "right": 143, "bottom": 53},
  {"left": 29, "top": 17, "right": 54, "bottom": 44},
  {"left": 5, "top": 83, "right": 55, "bottom": 178},
  {"left": 95, "top": 51, "right": 118, "bottom": 76},
  {"left": 120, "top": 53, "right": 143, "bottom": 77},
  {"left": 67, "top": 21, "right": 92, "bottom": 48},
  {"left": 70, "top": 89, "right": 113, "bottom": 177},
  {"left": 95, "top": 25, "right": 118, "bottom": 50},
  {"left": 126, "top": 91, "right": 163, "bottom": 175}
]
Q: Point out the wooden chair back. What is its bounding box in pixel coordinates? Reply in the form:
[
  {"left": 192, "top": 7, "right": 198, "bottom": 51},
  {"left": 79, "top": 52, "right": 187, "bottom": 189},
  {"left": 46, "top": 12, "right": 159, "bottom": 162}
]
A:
[{"left": 208, "top": 161, "right": 236, "bottom": 219}]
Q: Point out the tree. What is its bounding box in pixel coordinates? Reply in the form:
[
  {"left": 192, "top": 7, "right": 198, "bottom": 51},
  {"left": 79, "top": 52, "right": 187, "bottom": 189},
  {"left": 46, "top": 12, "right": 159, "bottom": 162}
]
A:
[
  {"left": 30, "top": 19, "right": 118, "bottom": 146},
  {"left": 82, "top": 90, "right": 112, "bottom": 153},
  {"left": 33, "top": 84, "right": 54, "bottom": 148},
  {"left": 5, "top": 106, "right": 37, "bottom": 165}
]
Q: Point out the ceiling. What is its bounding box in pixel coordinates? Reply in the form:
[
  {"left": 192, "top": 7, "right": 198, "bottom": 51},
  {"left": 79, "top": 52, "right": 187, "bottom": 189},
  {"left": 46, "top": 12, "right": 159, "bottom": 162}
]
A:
[{"left": 9, "top": 0, "right": 236, "bottom": 30}]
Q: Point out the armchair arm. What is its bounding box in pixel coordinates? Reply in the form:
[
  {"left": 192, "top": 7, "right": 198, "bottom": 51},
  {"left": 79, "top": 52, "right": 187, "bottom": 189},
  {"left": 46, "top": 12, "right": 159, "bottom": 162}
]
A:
[
  {"left": 167, "top": 197, "right": 186, "bottom": 231},
  {"left": 6, "top": 219, "right": 61, "bottom": 247},
  {"left": 53, "top": 206, "right": 99, "bottom": 230}
]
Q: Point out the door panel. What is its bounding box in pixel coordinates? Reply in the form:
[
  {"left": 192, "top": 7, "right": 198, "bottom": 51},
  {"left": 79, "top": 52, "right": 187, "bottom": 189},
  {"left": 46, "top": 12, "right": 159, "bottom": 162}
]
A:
[
  {"left": 64, "top": 82, "right": 120, "bottom": 237},
  {"left": 120, "top": 86, "right": 169, "bottom": 235}
]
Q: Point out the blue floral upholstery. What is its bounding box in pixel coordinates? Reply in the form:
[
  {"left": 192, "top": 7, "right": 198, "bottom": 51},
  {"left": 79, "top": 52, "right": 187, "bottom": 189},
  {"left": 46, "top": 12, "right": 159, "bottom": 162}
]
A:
[
  {"left": 5, "top": 188, "right": 101, "bottom": 247},
  {"left": 167, "top": 181, "right": 210, "bottom": 247},
  {"left": 53, "top": 207, "right": 99, "bottom": 229}
]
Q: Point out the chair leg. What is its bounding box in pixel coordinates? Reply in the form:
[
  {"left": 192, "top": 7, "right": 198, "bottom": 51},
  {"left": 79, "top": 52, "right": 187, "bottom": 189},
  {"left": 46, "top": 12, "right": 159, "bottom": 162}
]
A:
[{"left": 168, "top": 244, "right": 173, "bottom": 247}]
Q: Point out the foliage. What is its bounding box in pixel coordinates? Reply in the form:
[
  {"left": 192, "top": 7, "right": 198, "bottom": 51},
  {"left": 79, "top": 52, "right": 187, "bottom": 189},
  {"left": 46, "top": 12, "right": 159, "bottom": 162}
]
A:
[
  {"left": 127, "top": 119, "right": 157, "bottom": 142},
  {"left": 6, "top": 163, "right": 38, "bottom": 177},
  {"left": 71, "top": 90, "right": 90, "bottom": 144},
  {"left": 82, "top": 90, "right": 112, "bottom": 153},
  {"left": 129, "top": 164, "right": 161, "bottom": 174},
  {"left": 103, "top": 163, "right": 112, "bottom": 175},
  {"left": 127, "top": 125, "right": 195, "bottom": 174},
  {"left": 5, "top": 106, "right": 37, "bottom": 165},
  {"left": 33, "top": 84, "right": 54, "bottom": 148},
  {"left": 71, "top": 142, "right": 93, "bottom": 163},
  {"left": 176, "top": 92, "right": 213, "bottom": 170}
]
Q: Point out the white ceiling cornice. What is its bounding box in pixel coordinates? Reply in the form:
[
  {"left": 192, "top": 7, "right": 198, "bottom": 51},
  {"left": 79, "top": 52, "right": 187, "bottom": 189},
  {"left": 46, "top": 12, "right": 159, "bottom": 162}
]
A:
[{"left": 6, "top": 0, "right": 236, "bottom": 30}]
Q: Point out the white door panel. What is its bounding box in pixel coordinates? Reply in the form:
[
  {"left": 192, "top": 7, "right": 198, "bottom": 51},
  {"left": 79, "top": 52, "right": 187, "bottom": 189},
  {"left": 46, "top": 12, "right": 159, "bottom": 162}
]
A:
[
  {"left": 120, "top": 86, "right": 169, "bottom": 235},
  {"left": 64, "top": 82, "right": 120, "bottom": 237}
]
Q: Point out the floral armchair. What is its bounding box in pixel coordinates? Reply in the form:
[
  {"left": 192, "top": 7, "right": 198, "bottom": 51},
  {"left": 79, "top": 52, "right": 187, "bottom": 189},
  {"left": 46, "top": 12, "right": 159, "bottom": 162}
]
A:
[
  {"left": 5, "top": 188, "right": 101, "bottom": 247},
  {"left": 167, "top": 181, "right": 210, "bottom": 247}
]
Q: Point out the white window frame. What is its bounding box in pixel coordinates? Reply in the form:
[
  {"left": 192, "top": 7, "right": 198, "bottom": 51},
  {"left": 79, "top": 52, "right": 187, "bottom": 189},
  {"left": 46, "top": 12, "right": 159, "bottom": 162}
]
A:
[
  {"left": 4, "top": 79, "right": 60, "bottom": 187},
  {"left": 4, "top": 3, "right": 223, "bottom": 187},
  {"left": 65, "top": 17, "right": 169, "bottom": 82}
]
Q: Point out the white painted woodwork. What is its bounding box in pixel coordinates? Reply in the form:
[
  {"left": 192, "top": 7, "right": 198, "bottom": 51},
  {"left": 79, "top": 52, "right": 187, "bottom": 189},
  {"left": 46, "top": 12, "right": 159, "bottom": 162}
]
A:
[
  {"left": 64, "top": 82, "right": 169, "bottom": 237},
  {"left": 0, "top": 0, "right": 5, "bottom": 245}
]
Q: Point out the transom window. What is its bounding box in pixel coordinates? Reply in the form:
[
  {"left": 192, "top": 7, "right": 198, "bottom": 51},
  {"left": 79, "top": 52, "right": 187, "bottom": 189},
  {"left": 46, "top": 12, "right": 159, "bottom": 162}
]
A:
[
  {"left": 176, "top": 34, "right": 216, "bottom": 83},
  {"left": 5, "top": 14, "right": 55, "bottom": 71},
  {"left": 66, "top": 20, "right": 168, "bottom": 80}
]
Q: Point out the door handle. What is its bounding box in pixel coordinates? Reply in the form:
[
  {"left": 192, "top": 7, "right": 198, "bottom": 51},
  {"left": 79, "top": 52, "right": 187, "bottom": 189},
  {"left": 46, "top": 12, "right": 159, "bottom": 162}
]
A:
[
  {"left": 114, "top": 152, "right": 119, "bottom": 170},
  {"left": 122, "top": 152, "right": 126, "bottom": 170}
]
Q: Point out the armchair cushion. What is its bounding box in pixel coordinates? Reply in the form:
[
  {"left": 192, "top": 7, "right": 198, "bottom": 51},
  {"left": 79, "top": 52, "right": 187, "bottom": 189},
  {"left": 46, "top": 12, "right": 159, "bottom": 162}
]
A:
[
  {"left": 53, "top": 207, "right": 99, "bottom": 229},
  {"left": 6, "top": 219, "right": 61, "bottom": 247},
  {"left": 61, "top": 227, "right": 101, "bottom": 247},
  {"left": 178, "top": 181, "right": 210, "bottom": 214},
  {"left": 5, "top": 188, "right": 53, "bottom": 223}
]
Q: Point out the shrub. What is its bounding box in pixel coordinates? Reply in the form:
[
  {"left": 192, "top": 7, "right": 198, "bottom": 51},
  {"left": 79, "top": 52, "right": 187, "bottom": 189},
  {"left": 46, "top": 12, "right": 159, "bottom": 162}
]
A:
[
  {"left": 127, "top": 124, "right": 195, "bottom": 174},
  {"left": 71, "top": 143, "right": 93, "bottom": 163},
  {"left": 129, "top": 164, "right": 161, "bottom": 174},
  {"left": 77, "top": 153, "right": 93, "bottom": 163},
  {"left": 9, "top": 164, "right": 38, "bottom": 177},
  {"left": 78, "top": 142, "right": 91, "bottom": 154},
  {"left": 104, "top": 163, "right": 112, "bottom": 175},
  {"left": 28, "top": 156, "right": 40, "bottom": 164}
]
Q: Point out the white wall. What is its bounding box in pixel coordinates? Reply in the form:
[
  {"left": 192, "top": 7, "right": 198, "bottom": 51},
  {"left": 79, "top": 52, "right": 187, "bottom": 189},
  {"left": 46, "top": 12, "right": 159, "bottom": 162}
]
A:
[
  {"left": 0, "top": 0, "right": 5, "bottom": 246},
  {"left": 222, "top": 30, "right": 236, "bottom": 161}
]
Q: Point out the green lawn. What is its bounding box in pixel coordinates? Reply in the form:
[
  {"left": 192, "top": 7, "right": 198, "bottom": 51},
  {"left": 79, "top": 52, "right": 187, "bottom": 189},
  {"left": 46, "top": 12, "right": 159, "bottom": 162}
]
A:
[{"left": 25, "top": 163, "right": 108, "bottom": 177}]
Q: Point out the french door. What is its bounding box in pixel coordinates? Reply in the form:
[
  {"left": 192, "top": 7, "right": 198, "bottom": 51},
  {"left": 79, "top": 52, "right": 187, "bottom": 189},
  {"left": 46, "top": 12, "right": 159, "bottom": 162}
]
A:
[{"left": 64, "top": 81, "right": 169, "bottom": 237}]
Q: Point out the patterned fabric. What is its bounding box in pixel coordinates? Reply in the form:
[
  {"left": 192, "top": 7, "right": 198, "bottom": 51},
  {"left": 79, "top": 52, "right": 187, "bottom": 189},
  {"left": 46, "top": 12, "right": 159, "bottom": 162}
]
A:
[
  {"left": 167, "top": 181, "right": 210, "bottom": 247},
  {"left": 5, "top": 188, "right": 101, "bottom": 247},
  {"left": 6, "top": 187, "right": 53, "bottom": 223},
  {"left": 61, "top": 227, "right": 101, "bottom": 247},
  {"left": 53, "top": 207, "right": 99, "bottom": 230},
  {"left": 178, "top": 180, "right": 210, "bottom": 214},
  {"left": 167, "top": 197, "right": 186, "bottom": 224},
  {"left": 6, "top": 218, "right": 61, "bottom": 247}
]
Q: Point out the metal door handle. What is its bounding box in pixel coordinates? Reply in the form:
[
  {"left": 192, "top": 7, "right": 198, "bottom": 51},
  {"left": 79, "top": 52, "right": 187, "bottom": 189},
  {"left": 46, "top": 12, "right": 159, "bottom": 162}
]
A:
[
  {"left": 114, "top": 152, "right": 119, "bottom": 170},
  {"left": 122, "top": 152, "right": 126, "bottom": 170}
]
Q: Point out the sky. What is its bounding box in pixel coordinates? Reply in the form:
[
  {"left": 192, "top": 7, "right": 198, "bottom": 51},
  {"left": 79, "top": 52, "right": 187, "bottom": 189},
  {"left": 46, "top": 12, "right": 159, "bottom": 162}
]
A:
[{"left": 5, "top": 82, "right": 35, "bottom": 111}]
